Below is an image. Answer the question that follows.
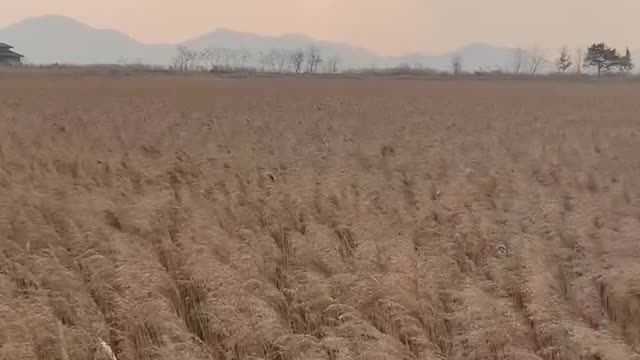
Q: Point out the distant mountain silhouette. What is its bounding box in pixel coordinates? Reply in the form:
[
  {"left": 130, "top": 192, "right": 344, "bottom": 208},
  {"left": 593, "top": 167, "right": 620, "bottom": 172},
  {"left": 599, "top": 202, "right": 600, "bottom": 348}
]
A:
[
  {"left": 4, "top": 15, "right": 625, "bottom": 73},
  {"left": 0, "top": 16, "right": 173, "bottom": 65}
]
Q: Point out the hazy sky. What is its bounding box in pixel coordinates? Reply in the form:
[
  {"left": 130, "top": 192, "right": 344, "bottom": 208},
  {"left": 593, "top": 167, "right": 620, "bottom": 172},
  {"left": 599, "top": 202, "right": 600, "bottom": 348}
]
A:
[{"left": 2, "top": 0, "right": 639, "bottom": 54}]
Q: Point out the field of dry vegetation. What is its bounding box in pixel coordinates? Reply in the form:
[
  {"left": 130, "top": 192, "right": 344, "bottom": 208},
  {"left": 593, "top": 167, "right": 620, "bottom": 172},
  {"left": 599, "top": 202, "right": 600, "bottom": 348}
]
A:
[{"left": 1, "top": 74, "right": 640, "bottom": 360}]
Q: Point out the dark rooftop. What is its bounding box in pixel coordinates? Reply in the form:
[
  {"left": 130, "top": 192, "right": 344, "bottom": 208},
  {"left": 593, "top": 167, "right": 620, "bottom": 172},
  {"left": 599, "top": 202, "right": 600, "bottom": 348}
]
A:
[
  {"left": 0, "top": 42, "right": 23, "bottom": 60},
  {"left": 0, "top": 49, "right": 23, "bottom": 58}
]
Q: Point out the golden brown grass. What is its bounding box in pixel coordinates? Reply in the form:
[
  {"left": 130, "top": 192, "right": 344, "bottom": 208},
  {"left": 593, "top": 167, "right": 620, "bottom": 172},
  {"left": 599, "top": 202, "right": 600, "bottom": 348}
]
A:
[{"left": 1, "top": 73, "right": 640, "bottom": 360}]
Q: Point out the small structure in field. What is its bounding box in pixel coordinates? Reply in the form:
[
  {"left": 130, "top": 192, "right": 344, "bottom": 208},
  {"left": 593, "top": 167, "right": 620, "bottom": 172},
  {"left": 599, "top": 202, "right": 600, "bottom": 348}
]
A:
[{"left": 0, "top": 42, "right": 24, "bottom": 65}]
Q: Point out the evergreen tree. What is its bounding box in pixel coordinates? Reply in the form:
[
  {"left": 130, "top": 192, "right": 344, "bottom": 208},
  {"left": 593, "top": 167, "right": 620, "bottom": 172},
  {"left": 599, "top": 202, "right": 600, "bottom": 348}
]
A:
[
  {"left": 618, "top": 47, "right": 634, "bottom": 74},
  {"left": 584, "top": 43, "right": 620, "bottom": 77},
  {"left": 556, "top": 47, "right": 573, "bottom": 72}
]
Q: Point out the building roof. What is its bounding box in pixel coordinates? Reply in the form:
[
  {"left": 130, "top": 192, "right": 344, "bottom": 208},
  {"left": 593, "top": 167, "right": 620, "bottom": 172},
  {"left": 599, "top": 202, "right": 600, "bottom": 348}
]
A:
[
  {"left": 0, "top": 48, "right": 23, "bottom": 58},
  {"left": 0, "top": 42, "right": 14, "bottom": 49}
]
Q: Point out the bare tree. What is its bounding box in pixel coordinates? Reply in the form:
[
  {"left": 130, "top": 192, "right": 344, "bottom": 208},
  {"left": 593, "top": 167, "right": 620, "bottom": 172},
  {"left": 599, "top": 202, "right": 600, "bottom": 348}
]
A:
[
  {"left": 324, "top": 55, "right": 340, "bottom": 73},
  {"left": 575, "top": 47, "right": 583, "bottom": 74},
  {"left": 229, "top": 50, "right": 242, "bottom": 69},
  {"left": 238, "top": 49, "right": 252, "bottom": 70},
  {"left": 527, "top": 47, "right": 547, "bottom": 75},
  {"left": 289, "top": 49, "right": 305, "bottom": 73},
  {"left": 305, "top": 45, "right": 323, "bottom": 74},
  {"left": 171, "top": 45, "right": 187, "bottom": 71},
  {"left": 259, "top": 49, "right": 288, "bottom": 72},
  {"left": 219, "top": 48, "right": 235, "bottom": 71},
  {"left": 187, "top": 49, "right": 199, "bottom": 70},
  {"left": 258, "top": 51, "right": 276, "bottom": 72},
  {"left": 171, "top": 45, "right": 198, "bottom": 71},
  {"left": 200, "top": 49, "right": 212, "bottom": 70},
  {"left": 512, "top": 48, "right": 525, "bottom": 74},
  {"left": 202, "top": 47, "right": 224, "bottom": 70},
  {"left": 193, "top": 50, "right": 208, "bottom": 71},
  {"left": 273, "top": 49, "right": 289, "bottom": 72},
  {"left": 451, "top": 55, "right": 462, "bottom": 75}
]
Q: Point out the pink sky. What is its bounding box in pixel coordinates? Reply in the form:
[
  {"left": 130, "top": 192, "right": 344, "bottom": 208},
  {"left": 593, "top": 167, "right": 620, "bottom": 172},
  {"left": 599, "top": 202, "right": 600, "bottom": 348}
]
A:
[{"left": 2, "top": 0, "right": 639, "bottom": 54}]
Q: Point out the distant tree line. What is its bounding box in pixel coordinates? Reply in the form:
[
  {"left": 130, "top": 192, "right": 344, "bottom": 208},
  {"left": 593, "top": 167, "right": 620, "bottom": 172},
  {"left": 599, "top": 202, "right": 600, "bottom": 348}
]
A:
[
  {"left": 546, "top": 43, "right": 633, "bottom": 76},
  {"left": 170, "top": 44, "right": 342, "bottom": 74},
  {"left": 556, "top": 43, "right": 633, "bottom": 76},
  {"left": 450, "top": 43, "right": 634, "bottom": 77},
  {"left": 169, "top": 41, "right": 634, "bottom": 77}
]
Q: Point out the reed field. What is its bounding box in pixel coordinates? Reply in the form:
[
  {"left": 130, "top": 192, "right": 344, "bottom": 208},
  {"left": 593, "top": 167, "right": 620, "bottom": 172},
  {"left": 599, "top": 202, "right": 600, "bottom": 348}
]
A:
[{"left": 1, "top": 74, "right": 639, "bottom": 360}]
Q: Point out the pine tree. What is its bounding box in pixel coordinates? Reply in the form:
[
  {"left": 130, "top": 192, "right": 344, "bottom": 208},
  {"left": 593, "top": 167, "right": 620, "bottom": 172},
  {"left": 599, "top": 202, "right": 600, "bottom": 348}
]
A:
[
  {"left": 618, "top": 48, "right": 634, "bottom": 74},
  {"left": 556, "top": 47, "right": 573, "bottom": 73},
  {"left": 584, "top": 43, "right": 620, "bottom": 77}
]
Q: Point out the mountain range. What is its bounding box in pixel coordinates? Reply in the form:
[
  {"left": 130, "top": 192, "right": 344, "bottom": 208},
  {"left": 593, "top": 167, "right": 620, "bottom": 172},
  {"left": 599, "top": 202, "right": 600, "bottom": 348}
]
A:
[{"left": 2, "top": 15, "right": 634, "bottom": 72}]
